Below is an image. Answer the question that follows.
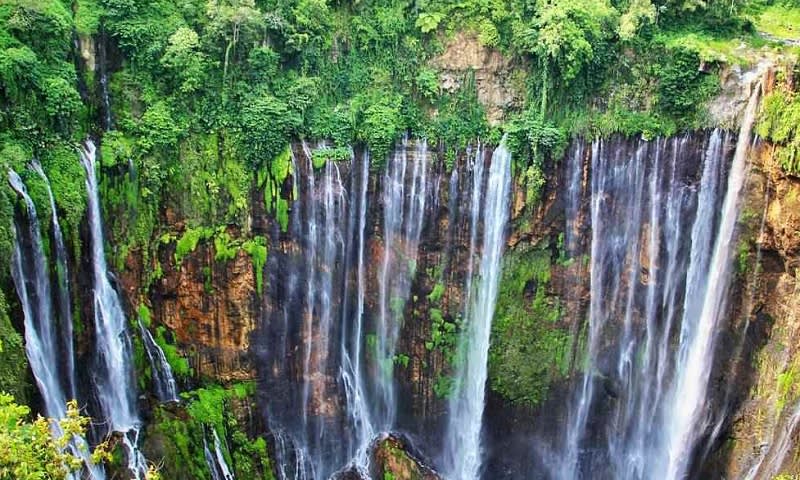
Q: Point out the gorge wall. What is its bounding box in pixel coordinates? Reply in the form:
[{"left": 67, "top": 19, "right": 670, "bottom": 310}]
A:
[
  {"left": 4, "top": 1, "right": 800, "bottom": 479},
  {"left": 98, "top": 85, "right": 800, "bottom": 479}
]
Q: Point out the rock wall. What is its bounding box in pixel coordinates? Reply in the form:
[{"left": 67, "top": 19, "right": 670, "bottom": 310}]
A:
[{"left": 711, "top": 143, "right": 800, "bottom": 479}]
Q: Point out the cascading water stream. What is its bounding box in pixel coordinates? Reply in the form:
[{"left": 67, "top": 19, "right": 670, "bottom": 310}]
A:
[
  {"left": 375, "top": 137, "right": 429, "bottom": 430},
  {"left": 8, "top": 169, "right": 104, "bottom": 480},
  {"left": 556, "top": 82, "right": 760, "bottom": 480},
  {"left": 204, "top": 428, "right": 235, "bottom": 480},
  {"left": 442, "top": 137, "right": 512, "bottom": 480},
  {"left": 661, "top": 83, "right": 760, "bottom": 480},
  {"left": 264, "top": 139, "right": 433, "bottom": 479},
  {"left": 80, "top": 140, "right": 148, "bottom": 478},
  {"left": 138, "top": 319, "right": 179, "bottom": 402},
  {"left": 340, "top": 149, "right": 374, "bottom": 472},
  {"left": 31, "top": 159, "right": 78, "bottom": 400}
]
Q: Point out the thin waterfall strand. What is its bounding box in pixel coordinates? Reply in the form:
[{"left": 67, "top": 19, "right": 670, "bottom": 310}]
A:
[{"left": 443, "top": 138, "right": 512, "bottom": 479}]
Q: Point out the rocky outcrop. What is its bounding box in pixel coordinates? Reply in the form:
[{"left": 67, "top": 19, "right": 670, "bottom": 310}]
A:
[
  {"left": 369, "top": 434, "right": 441, "bottom": 480},
  {"left": 153, "top": 240, "right": 257, "bottom": 382},
  {"left": 432, "top": 32, "right": 523, "bottom": 125}
]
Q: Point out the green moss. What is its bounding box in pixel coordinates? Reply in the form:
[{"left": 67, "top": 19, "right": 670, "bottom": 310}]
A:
[
  {"left": 311, "top": 146, "right": 351, "bottom": 169},
  {"left": 271, "top": 146, "right": 292, "bottom": 182},
  {"left": 150, "top": 406, "right": 210, "bottom": 480},
  {"left": 138, "top": 304, "right": 152, "bottom": 329},
  {"left": 276, "top": 198, "right": 289, "bottom": 233},
  {"left": 155, "top": 326, "right": 192, "bottom": 378},
  {"left": 427, "top": 283, "right": 445, "bottom": 303},
  {"left": 243, "top": 237, "right": 268, "bottom": 295},
  {"left": 757, "top": 83, "right": 800, "bottom": 175},
  {"left": 0, "top": 291, "right": 29, "bottom": 403},
  {"left": 213, "top": 232, "right": 239, "bottom": 262},
  {"left": 175, "top": 227, "right": 214, "bottom": 265},
  {"left": 489, "top": 244, "right": 571, "bottom": 407}
]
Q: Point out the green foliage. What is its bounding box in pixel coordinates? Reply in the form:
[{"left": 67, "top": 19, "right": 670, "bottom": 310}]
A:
[
  {"left": 139, "top": 304, "right": 152, "bottom": 329},
  {"left": 242, "top": 236, "right": 268, "bottom": 295},
  {"left": 426, "top": 73, "right": 489, "bottom": 167},
  {"left": 655, "top": 47, "right": 720, "bottom": 120},
  {"left": 155, "top": 326, "right": 192, "bottom": 378},
  {"left": 213, "top": 232, "right": 238, "bottom": 262},
  {"left": 0, "top": 292, "right": 27, "bottom": 403},
  {"left": 523, "top": 0, "right": 618, "bottom": 82},
  {"left": 489, "top": 244, "right": 571, "bottom": 406},
  {"left": 240, "top": 92, "right": 302, "bottom": 168},
  {"left": 757, "top": 81, "right": 800, "bottom": 175},
  {"left": 74, "top": 0, "right": 104, "bottom": 35},
  {"left": 393, "top": 353, "right": 410, "bottom": 368},
  {"left": 175, "top": 227, "right": 214, "bottom": 265},
  {"left": 507, "top": 110, "right": 567, "bottom": 204},
  {"left": 152, "top": 382, "right": 269, "bottom": 480},
  {"left": 427, "top": 283, "right": 445, "bottom": 303},
  {"left": 433, "top": 374, "right": 455, "bottom": 398},
  {"left": 357, "top": 92, "right": 403, "bottom": 163},
  {"left": 312, "top": 146, "right": 352, "bottom": 168},
  {"left": 0, "top": 393, "right": 110, "bottom": 479}
]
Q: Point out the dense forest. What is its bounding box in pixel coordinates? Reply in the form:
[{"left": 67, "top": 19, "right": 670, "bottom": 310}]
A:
[{"left": 1, "top": 0, "right": 800, "bottom": 478}]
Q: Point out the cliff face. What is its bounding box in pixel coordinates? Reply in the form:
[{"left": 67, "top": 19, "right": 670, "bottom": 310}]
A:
[
  {"left": 712, "top": 143, "right": 800, "bottom": 479},
  {"left": 88, "top": 54, "right": 800, "bottom": 478},
  {"left": 114, "top": 129, "right": 800, "bottom": 479}
]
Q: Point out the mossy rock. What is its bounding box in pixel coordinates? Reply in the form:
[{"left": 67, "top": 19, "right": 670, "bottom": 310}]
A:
[{"left": 369, "top": 434, "right": 440, "bottom": 480}]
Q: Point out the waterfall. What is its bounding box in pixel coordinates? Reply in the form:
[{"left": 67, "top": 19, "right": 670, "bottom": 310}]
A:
[
  {"left": 8, "top": 169, "right": 104, "bottom": 480},
  {"left": 263, "top": 139, "right": 434, "bottom": 479},
  {"left": 31, "top": 160, "right": 78, "bottom": 400},
  {"left": 204, "top": 428, "right": 235, "bottom": 480},
  {"left": 138, "top": 320, "right": 179, "bottom": 402},
  {"left": 340, "top": 149, "right": 374, "bottom": 471},
  {"left": 79, "top": 140, "right": 148, "bottom": 478},
  {"left": 268, "top": 142, "right": 349, "bottom": 479},
  {"left": 442, "top": 138, "right": 512, "bottom": 479},
  {"left": 661, "top": 84, "right": 760, "bottom": 480},
  {"left": 557, "top": 83, "right": 760, "bottom": 480},
  {"left": 9, "top": 170, "right": 60, "bottom": 418},
  {"left": 744, "top": 399, "right": 800, "bottom": 480},
  {"left": 375, "top": 137, "right": 429, "bottom": 430}
]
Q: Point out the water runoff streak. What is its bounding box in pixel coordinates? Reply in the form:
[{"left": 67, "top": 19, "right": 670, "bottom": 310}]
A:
[
  {"left": 557, "top": 84, "right": 761, "bottom": 480},
  {"left": 138, "top": 319, "right": 179, "bottom": 402},
  {"left": 442, "top": 137, "right": 512, "bottom": 479},
  {"left": 80, "top": 140, "right": 148, "bottom": 478},
  {"left": 375, "top": 137, "right": 429, "bottom": 433},
  {"left": 340, "top": 149, "right": 374, "bottom": 472}
]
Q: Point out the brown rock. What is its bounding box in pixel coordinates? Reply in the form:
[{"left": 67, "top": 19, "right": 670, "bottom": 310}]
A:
[{"left": 431, "top": 32, "right": 523, "bottom": 125}]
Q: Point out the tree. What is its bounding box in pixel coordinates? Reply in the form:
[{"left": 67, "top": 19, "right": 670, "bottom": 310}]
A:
[
  {"left": 0, "top": 393, "right": 99, "bottom": 480},
  {"left": 161, "top": 27, "right": 208, "bottom": 94},
  {"left": 205, "top": 0, "right": 263, "bottom": 80}
]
